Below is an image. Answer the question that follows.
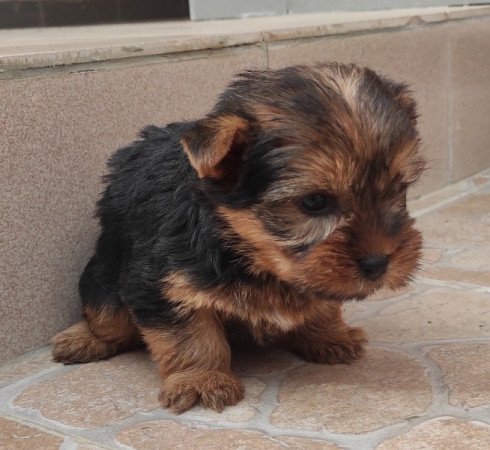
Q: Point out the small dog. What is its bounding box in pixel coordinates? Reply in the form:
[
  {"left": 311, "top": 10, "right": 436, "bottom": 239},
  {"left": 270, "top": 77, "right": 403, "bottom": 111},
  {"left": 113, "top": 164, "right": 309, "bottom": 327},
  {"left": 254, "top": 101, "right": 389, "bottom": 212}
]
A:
[{"left": 52, "top": 63, "right": 424, "bottom": 413}]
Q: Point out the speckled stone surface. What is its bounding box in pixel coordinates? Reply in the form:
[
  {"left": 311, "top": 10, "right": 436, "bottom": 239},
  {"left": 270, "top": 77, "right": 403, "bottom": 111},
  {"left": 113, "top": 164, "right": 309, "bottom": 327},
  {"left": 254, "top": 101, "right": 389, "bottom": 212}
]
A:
[
  {"left": 426, "top": 344, "right": 490, "bottom": 408},
  {"left": 116, "top": 421, "right": 342, "bottom": 449},
  {"left": 357, "top": 287, "right": 490, "bottom": 342},
  {"left": 271, "top": 347, "right": 432, "bottom": 433},
  {"left": 0, "top": 417, "right": 63, "bottom": 449},
  {"left": 0, "top": 172, "right": 489, "bottom": 448},
  {"left": 0, "top": 349, "right": 55, "bottom": 387},
  {"left": 376, "top": 418, "right": 490, "bottom": 449},
  {"left": 14, "top": 352, "right": 160, "bottom": 428},
  {"left": 449, "top": 20, "right": 490, "bottom": 182}
]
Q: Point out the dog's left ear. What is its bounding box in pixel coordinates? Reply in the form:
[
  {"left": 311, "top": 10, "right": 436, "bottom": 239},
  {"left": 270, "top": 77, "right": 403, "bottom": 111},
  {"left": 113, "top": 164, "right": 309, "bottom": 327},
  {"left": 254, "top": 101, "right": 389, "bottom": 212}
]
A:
[
  {"left": 388, "top": 81, "right": 418, "bottom": 126},
  {"left": 181, "top": 115, "right": 250, "bottom": 183}
]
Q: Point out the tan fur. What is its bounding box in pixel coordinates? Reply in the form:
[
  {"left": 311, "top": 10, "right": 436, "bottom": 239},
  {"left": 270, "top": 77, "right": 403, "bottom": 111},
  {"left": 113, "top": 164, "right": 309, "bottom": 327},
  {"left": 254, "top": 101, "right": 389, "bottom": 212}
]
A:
[
  {"left": 334, "top": 71, "right": 361, "bottom": 110},
  {"left": 217, "top": 206, "right": 295, "bottom": 279},
  {"left": 140, "top": 310, "right": 244, "bottom": 413},
  {"left": 52, "top": 307, "right": 140, "bottom": 364},
  {"left": 162, "top": 271, "right": 313, "bottom": 340},
  {"left": 282, "top": 301, "right": 367, "bottom": 364},
  {"left": 390, "top": 141, "right": 426, "bottom": 184},
  {"left": 158, "top": 369, "right": 244, "bottom": 414},
  {"left": 161, "top": 271, "right": 366, "bottom": 365},
  {"left": 181, "top": 115, "right": 248, "bottom": 179}
]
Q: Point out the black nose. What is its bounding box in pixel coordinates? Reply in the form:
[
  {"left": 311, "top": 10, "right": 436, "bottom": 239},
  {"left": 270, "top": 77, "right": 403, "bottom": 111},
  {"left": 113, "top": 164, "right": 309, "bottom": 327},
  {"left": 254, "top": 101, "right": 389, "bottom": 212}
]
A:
[{"left": 358, "top": 255, "right": 389, "bottom": 280}]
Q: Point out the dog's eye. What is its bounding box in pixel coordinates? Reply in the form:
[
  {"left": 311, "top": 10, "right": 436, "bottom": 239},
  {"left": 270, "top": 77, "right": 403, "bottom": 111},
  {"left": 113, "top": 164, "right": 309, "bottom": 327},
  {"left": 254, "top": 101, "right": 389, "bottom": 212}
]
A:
[{"left": 298, "top": 192, "right": 337, "bottom": 216}]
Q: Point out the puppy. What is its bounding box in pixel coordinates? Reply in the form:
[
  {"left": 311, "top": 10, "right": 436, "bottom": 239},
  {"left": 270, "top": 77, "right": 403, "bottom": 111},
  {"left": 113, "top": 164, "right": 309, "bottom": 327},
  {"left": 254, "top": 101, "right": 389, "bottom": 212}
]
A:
[{"left": 52, "top": 63, "right": 424, "bottom": 413}]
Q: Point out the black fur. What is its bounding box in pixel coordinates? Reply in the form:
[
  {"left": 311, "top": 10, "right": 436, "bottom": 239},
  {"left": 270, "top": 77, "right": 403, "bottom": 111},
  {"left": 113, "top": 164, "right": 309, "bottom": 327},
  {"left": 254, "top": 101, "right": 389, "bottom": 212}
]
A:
[{"left": 79, "top": 124, "right": 263, "bottom": 327}]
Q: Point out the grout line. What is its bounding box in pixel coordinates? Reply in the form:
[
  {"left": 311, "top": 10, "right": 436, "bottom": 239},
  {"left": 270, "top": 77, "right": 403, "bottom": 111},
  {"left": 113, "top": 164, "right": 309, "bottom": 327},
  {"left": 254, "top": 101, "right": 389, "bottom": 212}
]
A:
[
  {"left": 416, "top": 276, "right": 490, "bottom": 293},
  {"left": 37, "top": 0, "right": 46, "bottom": 28},
  {"left": 446, "top": 19, "right": 454, "bottom": 183},
  {"left": 264, "top": 41, "right": 270, "bottom": 68}
]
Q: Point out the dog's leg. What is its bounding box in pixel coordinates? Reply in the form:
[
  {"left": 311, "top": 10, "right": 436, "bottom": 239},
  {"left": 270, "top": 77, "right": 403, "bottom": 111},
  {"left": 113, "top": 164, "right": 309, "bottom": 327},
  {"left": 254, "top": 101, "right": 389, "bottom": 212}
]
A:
[
  {"left": 282, "top": 301, "right": 366, "bottom": 364},
  {"left": 139, "top": 309, "right": 244, "bottom": 413},
  {"left": 52, "top": 306, "right": 141, "bottom": 364}
]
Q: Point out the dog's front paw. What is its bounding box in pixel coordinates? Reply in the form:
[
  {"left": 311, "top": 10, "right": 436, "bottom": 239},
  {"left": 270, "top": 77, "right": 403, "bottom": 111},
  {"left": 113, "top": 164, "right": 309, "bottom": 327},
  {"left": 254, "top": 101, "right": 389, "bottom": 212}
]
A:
[
  {"left": 159, "top": 370, "right": 244, "bottom": 413},
  {"left": 295, "top": 326, "right": 367, "bottom": 365},
  {"left": 52, "top": 322, "right": 114, "bottom": 364}
]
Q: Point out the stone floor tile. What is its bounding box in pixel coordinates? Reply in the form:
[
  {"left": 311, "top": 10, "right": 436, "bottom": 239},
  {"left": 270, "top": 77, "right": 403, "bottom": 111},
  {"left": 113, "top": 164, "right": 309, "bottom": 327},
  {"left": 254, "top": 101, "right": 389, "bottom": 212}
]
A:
[
  {"left": 117, "top": 420, "right": 340, "bottom": 449},
  {"left": 14, "top": 352, "right": 160, "bottom": 428},
  {"left": 376, "top": 417, "right": 490, "bottom": 449},
  {"left": 417, "top": 194, "right": 490, "bottom": 247},
  {"left": 0, "top": 417, "right": 63, "bottom": 449},
  {"left": 421, "top": 247, "right": 443, "bottom": 264},
  {"left": 0, "top": 349, "right": 55, "bottom": 386},
  {"left": 421, "top": 266, "right": 490, "bottom": 287},
  {"left": 438, "top": 194, "right": 490, "bottom": 215},
  {"left": 276, "top": 436, "right": 341, "bottom": 449},
  {"left": 407, "top": 180, "right": 474, "bottom": 214},
  {"left": 420, "top": 216, "right": 490, "bottom": 248},
  {"left": 426, "top": 343, "right": 490, "bottom": 408},
  {"left": 343, "top": 285, "right": 417, "bottom": 321},
  {"left": 342, "top": 300, "right": 370, "bottom": 322},
  {"left": 357, "top": 287, "right": 490, "bottom": 342},
  {"left": 450, "top": 247, "right": 490, "bottom": 271},
  {"left": 474, "top": 175, "right": 490, "bottom": 187},
  {"left": 366, "top": 285, "right": 415, "bottom": 302},
  {"left": 181, "top": 377, "right": 266, "bottom": 422},
  {"left": 271, "top": 347, "right": 431, "bottom": 433}
]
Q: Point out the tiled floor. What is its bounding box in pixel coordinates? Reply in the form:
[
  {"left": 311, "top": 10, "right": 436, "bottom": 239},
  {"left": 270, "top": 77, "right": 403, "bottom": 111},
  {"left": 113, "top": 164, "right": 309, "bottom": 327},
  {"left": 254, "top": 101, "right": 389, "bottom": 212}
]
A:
[{"left": 1, "top": 169, "right": 489, "bottom": 449}]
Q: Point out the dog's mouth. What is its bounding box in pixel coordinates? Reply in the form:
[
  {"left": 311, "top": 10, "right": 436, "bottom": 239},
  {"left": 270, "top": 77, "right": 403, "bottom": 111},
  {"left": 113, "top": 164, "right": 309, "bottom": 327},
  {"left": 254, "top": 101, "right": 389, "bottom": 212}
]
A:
[
  {"left": 301, "top": 280, "right": 381, "bottom": 303},
  {"left": 323, "top": 286, "right": 378, "bottom": 302},
  {"left": 302, "top": 266, "right": 408, "bottom": 302}
]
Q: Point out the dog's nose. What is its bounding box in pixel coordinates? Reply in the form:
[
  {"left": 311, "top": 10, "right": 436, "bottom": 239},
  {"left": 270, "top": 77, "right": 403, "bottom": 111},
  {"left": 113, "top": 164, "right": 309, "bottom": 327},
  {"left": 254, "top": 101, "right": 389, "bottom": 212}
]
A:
[{"left": 358, "top": 255, "right": 389, "bottom": 280}]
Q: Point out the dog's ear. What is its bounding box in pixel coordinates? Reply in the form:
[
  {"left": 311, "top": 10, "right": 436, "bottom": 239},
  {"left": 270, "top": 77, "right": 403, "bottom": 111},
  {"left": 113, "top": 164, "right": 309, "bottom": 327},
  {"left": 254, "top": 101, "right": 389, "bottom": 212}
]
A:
[
  {"left": 387, "top": 81, "right": 418, "bottom": 126},
  {"left": 181, "top": 115, "right": 250, "bottom": 183}
]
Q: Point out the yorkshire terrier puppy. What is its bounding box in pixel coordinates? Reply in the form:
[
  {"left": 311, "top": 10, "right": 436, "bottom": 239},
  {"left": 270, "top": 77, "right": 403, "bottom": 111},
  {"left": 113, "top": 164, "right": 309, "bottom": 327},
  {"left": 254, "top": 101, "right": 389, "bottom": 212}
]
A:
[{"left": 52, "top": 63, "right": 424, "bottom": 413}]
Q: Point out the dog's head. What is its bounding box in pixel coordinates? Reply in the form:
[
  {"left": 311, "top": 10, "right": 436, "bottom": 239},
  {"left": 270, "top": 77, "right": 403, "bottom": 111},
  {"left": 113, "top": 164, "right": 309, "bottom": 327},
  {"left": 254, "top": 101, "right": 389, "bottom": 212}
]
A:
[{"left": 182, "top": 63, "right": 425, "bottom": 301}]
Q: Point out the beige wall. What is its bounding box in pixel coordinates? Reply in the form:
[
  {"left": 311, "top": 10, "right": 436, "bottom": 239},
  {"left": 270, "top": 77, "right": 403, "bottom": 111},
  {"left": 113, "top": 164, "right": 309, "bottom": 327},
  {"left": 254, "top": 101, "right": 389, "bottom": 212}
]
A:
[{"left": 1, "top": 16, "right": 490, "bottom": 362}]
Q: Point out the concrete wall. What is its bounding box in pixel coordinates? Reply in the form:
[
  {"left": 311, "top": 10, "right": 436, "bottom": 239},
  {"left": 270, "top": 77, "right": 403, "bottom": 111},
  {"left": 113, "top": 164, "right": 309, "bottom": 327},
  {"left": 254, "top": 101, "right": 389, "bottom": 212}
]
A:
[
  {"left": 1, "top": 13, "right": 490, "bottom": 362},
  {"left": 189, "top": 0, "right": 490, "bottom": 20}
]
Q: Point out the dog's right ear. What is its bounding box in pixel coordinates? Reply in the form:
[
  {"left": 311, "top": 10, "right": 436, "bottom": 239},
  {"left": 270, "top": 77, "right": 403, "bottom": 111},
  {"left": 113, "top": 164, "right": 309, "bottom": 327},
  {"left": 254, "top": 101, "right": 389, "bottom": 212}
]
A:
[{"left": 181, "top": 115, "right": 250, "bottom": 184}]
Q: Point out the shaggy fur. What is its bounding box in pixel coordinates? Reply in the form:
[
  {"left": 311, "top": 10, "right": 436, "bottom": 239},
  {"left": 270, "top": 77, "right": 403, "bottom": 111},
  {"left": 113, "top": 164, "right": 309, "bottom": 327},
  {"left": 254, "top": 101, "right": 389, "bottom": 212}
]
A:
[{"left": 52, "top": 63, "right": 424, "bottom": 413}]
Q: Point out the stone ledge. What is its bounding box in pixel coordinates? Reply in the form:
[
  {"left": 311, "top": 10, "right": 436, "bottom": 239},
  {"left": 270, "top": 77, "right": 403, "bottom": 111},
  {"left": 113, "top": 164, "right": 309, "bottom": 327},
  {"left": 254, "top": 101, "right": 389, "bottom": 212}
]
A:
[{"left": 1, "top": 6, "right": 489, "bottom": 72}]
